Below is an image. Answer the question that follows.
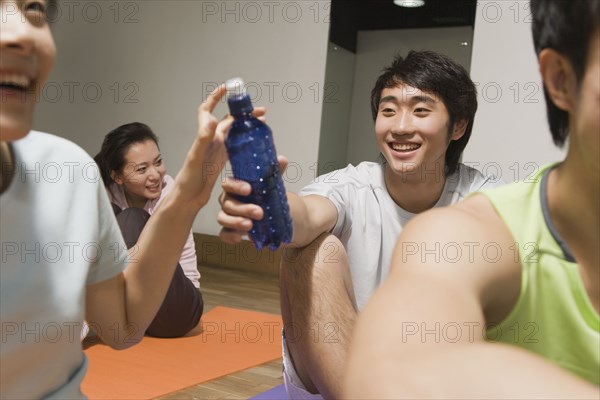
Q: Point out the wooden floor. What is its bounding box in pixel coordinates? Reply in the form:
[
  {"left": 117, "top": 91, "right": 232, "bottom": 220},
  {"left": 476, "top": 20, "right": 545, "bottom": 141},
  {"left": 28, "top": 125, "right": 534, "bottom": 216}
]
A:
[{"left": 158, "top": 266, "right": 284, "bottom": 400}]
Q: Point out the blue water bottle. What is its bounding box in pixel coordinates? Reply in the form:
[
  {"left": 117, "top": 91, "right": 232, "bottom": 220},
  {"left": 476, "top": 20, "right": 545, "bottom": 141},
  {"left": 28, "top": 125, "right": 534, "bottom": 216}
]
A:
[{"left": 225, "top": 78, "right": 293, "bottom": 250}]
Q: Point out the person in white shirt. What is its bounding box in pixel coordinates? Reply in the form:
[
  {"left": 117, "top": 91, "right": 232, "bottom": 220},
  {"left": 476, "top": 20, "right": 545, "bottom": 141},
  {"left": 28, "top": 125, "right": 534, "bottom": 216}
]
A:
[{"left": 217, "top": 50, "right": 504, "bottom": 399}]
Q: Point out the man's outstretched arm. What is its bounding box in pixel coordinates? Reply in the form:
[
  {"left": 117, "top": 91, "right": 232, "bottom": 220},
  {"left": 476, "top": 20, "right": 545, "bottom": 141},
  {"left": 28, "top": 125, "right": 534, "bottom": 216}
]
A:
[{"left": 343, "top": 196, "right": 599, "bottom": 399}]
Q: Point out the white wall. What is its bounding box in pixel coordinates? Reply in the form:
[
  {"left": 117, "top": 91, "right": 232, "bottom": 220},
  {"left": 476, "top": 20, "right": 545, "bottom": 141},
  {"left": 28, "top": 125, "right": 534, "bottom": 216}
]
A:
[
  {"left": 464, "top": 0, "right": 565, "bottom": 183},
  {"left": 317, "top": 43, "right": 356, "bottom": 175},
  {"left": 35, "top": 0, "right": 330, "bottom": 235},
  {"left": 345, "top": 27, "right": 474, "bottom": 165}
]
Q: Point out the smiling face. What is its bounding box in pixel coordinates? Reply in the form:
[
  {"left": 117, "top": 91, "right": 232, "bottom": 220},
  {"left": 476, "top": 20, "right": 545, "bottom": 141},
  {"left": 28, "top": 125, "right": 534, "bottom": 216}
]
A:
[
  {"left": 375, "top": 84, "right": 466, "bottom": 179},
  {"left": 0, "top": 0, "right": 56, "bottom": 142},
  {"left": 112, "top": 139, "right": 166, "bottom": 208}
]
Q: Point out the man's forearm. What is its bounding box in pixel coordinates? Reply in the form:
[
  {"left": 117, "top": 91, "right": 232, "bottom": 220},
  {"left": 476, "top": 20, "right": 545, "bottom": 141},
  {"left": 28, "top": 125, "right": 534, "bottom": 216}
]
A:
[
  {"left": 287, "top": 192, "right": 316, "bottom": 247},
  {"left": 287, "top": 193, "right": 336, "bottom": 248},
  {"left": 345, "top": 324, "right": 599, "bottom": 399}
]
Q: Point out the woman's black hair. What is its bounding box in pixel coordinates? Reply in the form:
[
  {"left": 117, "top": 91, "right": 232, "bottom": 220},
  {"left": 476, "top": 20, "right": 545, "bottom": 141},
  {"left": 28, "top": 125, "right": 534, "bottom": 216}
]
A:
[{"left": 94, "top": 122, "right": 160, "bottom": 188}]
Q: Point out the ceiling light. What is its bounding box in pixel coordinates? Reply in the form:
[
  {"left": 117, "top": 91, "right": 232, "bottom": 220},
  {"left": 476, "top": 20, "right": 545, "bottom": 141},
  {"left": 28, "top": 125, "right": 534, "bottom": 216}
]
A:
[{"left": 394, "top": 0, "right": 425, "bottom": 7}]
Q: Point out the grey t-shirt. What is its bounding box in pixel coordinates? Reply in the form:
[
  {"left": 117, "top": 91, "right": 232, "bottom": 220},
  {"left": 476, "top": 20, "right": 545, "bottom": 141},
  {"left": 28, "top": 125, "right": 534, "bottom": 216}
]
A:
[
  {"left": 299, "top": 161, "right": 503, "bottom": 310},
  {"left": 0, "top": 131, "right": 127, "bottom": 399}
]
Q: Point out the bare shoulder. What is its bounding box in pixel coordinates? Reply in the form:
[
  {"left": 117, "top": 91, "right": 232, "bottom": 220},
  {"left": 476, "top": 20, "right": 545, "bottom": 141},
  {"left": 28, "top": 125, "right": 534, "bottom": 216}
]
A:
[
  {"left": 401, "top": 193, "right": 509, "bottom": 245},
  {"left": 392, "top": 194, "right": 521, "bottom": 318}
]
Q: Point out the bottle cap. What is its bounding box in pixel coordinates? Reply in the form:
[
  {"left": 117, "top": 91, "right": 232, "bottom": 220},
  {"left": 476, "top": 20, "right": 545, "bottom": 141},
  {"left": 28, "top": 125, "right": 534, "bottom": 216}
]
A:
[
  {"left": 226, "top": 77, "right": 245, "bottom": 97},
  {"left": 226, "top": 77, "right": 253, "bottom": 115}
]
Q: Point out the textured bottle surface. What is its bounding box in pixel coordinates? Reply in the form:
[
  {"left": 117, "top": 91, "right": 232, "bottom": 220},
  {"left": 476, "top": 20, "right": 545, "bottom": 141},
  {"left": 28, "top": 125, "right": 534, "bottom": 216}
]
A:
[{"left": 225, "top": 93, "right": 293, "bottom": 250}]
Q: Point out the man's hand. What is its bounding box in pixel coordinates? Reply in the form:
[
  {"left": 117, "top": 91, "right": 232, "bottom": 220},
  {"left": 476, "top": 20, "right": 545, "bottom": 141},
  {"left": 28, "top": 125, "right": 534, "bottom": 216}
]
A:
[{"left": 217, "top": 155, "right": 288, "bottom": 244}]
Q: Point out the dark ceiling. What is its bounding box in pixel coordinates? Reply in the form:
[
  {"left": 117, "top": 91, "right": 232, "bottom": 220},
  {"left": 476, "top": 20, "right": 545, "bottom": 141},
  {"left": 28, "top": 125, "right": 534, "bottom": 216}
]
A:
[{"left": 329, "top": 0, "right": 477, "bottom": 52}]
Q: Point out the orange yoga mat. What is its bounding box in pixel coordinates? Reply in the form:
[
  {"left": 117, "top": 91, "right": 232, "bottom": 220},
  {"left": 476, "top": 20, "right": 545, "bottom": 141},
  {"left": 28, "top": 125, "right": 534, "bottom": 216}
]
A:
[{"left": 82, "top": 306, "right": 283, "bottom": 399}]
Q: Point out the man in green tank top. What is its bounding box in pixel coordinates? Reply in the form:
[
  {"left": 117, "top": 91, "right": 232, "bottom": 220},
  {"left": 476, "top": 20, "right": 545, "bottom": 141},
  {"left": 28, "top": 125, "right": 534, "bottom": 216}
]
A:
[{"left": 344, "top": 0, "right": 599, "bottom": 398}]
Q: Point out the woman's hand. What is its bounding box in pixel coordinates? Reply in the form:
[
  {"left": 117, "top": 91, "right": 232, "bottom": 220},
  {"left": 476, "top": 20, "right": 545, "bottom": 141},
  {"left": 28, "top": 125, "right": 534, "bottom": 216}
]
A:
[{"left": 176, "top": 84, "right": 267, "bottom": 209}]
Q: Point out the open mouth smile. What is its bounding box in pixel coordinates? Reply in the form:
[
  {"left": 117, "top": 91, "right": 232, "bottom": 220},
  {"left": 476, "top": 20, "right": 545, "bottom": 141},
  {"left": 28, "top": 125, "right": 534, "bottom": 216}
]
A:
[
  {"left": 0, "top": 73, "right": 34, "bottom": 94},
  {"left": 389, "top": 142, "right": 421, "bottom": 153}
]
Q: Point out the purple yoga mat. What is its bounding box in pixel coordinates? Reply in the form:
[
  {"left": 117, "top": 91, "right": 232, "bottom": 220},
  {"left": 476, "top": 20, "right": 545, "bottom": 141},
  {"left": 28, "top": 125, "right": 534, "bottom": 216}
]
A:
[{"left": 249, "top": 384, "right": 288, "bottom": 400}]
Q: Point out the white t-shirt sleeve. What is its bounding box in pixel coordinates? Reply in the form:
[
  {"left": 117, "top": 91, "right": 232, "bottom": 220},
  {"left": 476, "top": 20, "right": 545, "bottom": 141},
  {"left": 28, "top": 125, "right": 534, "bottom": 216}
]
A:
[
  {"left": 298, "top": 164, "right": 363, "bottom": 237},
  {"left": 86, "top": 155, "right": 128, "bottom": 285}
]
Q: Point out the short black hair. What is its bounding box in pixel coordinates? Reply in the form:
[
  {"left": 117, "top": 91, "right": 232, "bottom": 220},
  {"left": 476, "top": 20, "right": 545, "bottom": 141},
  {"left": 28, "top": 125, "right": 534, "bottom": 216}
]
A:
[
  {"left": 94, "top": 123, "right": 160, "bottom": 187},
  {"left": 531, "top": 0, "right": 600, "bottom": 146},
  {"left": 370, "top": 51, "right": 477, "bottom": 175}
]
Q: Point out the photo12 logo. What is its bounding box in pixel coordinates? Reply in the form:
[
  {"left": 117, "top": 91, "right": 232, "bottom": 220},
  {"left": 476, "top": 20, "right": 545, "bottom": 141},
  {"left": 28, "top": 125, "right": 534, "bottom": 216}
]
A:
[
  {"left": 44, "top": 1, "right": 141, "bottom": 24},
  {"left": 202, "top": 81, "right": 340, "bottom": 105},
  {"left": 200, "top": 321, "right": 280, "bottom": 343},
  {"left": 200, "top": 1, "right": 330, "bottom": 24}
]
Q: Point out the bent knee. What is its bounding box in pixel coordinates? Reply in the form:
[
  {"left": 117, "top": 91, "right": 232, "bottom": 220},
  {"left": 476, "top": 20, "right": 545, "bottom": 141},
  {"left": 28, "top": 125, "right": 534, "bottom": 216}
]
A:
[
  {"left": 115, "top": 207, "right": 151, "bottom": 224},
  {"left": 280, "top": 233, "right": 348, "bottom": 285}
]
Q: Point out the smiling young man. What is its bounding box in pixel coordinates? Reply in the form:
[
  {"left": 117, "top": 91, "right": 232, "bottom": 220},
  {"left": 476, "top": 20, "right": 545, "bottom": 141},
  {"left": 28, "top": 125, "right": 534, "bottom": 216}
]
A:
[
  {"left": 217, "top": 50, "right": 503, "bottom": 399},
  {"left": 344, "top": 1, "right": 599, "bottom": 398}
]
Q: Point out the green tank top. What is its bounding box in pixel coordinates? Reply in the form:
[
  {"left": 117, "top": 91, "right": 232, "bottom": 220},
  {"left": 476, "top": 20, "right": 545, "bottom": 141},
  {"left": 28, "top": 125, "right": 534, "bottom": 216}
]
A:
[{"left": 481, "top": 164, "right": 599, "bottom": 385}]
